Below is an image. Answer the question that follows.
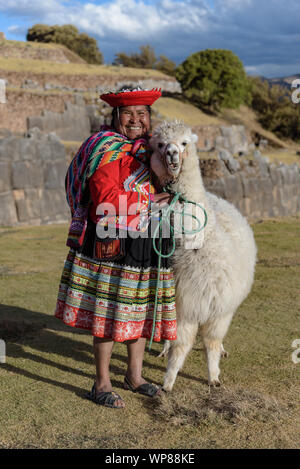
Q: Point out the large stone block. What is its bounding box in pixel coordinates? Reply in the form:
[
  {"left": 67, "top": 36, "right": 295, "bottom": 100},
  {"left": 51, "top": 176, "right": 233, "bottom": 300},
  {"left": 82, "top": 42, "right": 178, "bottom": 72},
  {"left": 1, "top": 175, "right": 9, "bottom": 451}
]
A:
[
  {"left": 26, "top": 116, "right": 44, "bottom": 131},
  {"left": 207, "top": 178, "right": 226, "bottom": 199},
  {"left": 241, "top": 177, "right": 259, "bottom": 198},
  {"left": 43, "top": 159, "right": 67, "bottom": 189},
  {"left": 48, "top": 134, "right": 66, "bottom": 160},
  {"left": 0, "top": 162, "right": 11, "bottom": 192},
  {"left": 218, "top": 149, "right": 241, "bottom": 173},
  {"left": 13, "top": 188, "right": 42, "bottom": 222},
  {"left": 0, "top": 191, "right": 18, "bottom": 226},
  {"left": 224, "top": 174, "right": 243, "bottom": 201},
  {"left": 12, "top": 160, "right": 43, "bottom": 189},
  {"left": 35, "top": 140, "right": 53, "bottom": 161},
  {"left": 40, "top": 188, "right": 69, "bottom": 222},
  {"left": 0, "top": 136, "right": 21, "bottom": 161},
  {"left": 220, "top": 125, "right": 248, "bottom": 154},
  {"left": 19, "top": 138, "right": 37, "bottom": 161},
  {"left": 27, "top": 101, "right": 91, "bottom": 142}
]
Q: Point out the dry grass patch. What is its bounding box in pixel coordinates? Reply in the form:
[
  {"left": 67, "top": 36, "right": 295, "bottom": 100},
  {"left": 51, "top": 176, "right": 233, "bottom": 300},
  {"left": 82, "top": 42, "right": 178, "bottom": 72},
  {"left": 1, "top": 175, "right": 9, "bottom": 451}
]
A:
[
  {"left": 154, "top": 386, "right": 287, "bottom": 426},
  {"left": 0, "top": 56, "right": 168, "bottom": 78},
  {"left": 0, "top": 218, "right": 299, "bottom": 449}
]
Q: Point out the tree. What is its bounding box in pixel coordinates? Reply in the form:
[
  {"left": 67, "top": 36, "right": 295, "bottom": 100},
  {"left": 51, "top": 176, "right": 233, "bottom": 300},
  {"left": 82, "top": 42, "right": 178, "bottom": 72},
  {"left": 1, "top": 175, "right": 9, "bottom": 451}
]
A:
[
  {"left": 113, "top": 45, "right": 156, "bottom": 69},
  {"left": 27, "top": 24, "right": 103, "bottom": 64},
  {"left": 155, "top": 55, "right": 176, "bottom": 77},
  {"left": 176, "top": 49, "right": 251, "bottom": 111},
  {"left": 113, "top": 45, "right": 176, "bottom": 76},
  {"left": 249, "top": 76, "right": 300, "bottom": 141}
]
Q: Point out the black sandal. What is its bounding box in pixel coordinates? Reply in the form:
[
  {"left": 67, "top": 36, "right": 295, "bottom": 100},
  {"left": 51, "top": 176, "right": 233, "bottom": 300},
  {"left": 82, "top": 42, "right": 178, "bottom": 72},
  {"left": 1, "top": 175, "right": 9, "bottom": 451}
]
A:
[
  {"left": 85, "top": 383, "right": 125, "bottom": 409},
  {"left": 123, "top": 376, "right": 161, "bottom": 397}
]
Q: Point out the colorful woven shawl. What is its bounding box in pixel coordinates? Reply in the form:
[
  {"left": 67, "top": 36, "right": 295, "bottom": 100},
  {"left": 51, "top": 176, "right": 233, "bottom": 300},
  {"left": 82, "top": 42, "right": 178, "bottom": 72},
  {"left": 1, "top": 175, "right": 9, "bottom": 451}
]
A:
[{"left": 66, "top": 127, "right": 149, "bottom": 248}]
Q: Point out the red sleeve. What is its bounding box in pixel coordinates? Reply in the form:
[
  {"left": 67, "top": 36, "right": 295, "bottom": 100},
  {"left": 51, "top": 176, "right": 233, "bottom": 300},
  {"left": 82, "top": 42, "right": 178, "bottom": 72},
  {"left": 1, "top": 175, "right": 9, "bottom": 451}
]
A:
[{"left": 89, "top": 159, "right": 149, "bottom": 216}]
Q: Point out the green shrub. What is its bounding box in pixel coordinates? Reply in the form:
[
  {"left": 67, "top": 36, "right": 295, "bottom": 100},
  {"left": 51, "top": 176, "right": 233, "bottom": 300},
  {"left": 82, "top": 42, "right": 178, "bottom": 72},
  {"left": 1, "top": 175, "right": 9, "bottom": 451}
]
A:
[{"left": 176, "top": 49, "right": 251, "bottom": 111}]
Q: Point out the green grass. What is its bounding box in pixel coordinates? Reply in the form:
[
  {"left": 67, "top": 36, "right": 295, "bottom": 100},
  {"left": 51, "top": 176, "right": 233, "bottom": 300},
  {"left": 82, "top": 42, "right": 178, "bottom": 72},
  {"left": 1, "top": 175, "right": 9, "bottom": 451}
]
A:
[{"left": 0, "top": 218, "right": 299, "bottom": 449}]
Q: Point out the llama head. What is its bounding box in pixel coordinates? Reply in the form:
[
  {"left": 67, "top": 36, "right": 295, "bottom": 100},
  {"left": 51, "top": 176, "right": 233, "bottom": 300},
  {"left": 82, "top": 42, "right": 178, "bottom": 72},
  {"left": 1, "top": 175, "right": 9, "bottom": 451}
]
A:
[{"left": 150, "top": 120, "right": 198, "bottom": 184}]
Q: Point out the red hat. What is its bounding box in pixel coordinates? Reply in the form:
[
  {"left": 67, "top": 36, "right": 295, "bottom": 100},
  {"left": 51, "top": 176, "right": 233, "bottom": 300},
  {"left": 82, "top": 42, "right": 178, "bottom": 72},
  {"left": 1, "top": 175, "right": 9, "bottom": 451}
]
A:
[{"left": 100, "top": 88, "right": 162, "bottom": 107}]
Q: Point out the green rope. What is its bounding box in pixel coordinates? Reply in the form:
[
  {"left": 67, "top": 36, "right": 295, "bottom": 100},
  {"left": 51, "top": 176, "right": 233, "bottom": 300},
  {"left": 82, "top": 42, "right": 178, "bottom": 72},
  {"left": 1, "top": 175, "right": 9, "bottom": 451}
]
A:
[{"left": 148, "top": 187, "right": 208, "bottom": 351}]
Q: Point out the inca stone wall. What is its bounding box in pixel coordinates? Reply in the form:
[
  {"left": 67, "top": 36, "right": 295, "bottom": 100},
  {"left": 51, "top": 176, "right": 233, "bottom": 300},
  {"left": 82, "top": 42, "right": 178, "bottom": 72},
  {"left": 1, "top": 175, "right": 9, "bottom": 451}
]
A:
[
  {"left": 0, "top": 128, "right": 69, "bottom": 226},
  {"left": 27, "top": 97, "right": 92, "bottom": 142},
  {"left": 201, "top": 151, "right": 300, "bottom": 220},
  {"left": 0, "top": 124, "right": 300, "bottom": 227}
]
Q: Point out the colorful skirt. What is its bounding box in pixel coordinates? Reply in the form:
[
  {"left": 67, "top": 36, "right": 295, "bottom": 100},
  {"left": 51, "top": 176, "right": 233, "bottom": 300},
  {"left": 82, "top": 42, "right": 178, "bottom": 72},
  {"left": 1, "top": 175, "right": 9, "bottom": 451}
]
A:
[{"left": 54, "top": 223, "right": 177, "bottom": 343}]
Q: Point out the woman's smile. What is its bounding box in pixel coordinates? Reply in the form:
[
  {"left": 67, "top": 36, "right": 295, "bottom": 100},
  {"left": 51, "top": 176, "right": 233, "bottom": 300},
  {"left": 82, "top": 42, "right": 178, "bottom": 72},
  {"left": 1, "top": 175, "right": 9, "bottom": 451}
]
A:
[{"left": 114, "top": 105, "right": 151, "bottom": 139}]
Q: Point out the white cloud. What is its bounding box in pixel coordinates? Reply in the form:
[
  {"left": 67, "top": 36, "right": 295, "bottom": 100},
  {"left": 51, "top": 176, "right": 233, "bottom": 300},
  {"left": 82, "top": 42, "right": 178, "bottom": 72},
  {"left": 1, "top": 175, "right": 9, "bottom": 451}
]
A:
[{"left": 1, "top": 0, "right": 300, "bottom": 77}]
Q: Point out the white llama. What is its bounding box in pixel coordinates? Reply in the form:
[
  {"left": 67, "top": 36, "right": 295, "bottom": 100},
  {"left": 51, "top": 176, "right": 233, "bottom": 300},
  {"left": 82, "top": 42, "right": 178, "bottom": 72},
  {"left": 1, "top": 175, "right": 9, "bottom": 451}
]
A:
[{"left": 149, "top": 121, "right": 257, "bottom": 390}]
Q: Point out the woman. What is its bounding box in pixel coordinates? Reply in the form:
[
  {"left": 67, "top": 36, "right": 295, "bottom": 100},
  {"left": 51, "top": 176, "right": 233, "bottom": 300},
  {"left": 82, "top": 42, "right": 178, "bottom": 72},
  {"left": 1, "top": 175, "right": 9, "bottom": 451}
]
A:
[{"left": 55, "top": 87, "right": 177, "bottom": 409}]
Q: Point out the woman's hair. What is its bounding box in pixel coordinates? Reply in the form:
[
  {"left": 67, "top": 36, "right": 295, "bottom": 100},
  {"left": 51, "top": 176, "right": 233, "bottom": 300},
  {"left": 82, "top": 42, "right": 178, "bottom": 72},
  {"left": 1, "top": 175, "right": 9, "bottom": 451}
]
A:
[{"left": 110, "top": 85, "right": 152, "bottom": 129}]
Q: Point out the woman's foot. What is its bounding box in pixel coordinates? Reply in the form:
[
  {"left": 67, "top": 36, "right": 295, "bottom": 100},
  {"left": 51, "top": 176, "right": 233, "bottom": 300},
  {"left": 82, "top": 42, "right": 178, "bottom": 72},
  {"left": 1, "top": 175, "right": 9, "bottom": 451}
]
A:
[
  {"left": 124, "top": 375, "right": 162, "bottom": 397},
  {"left": 91, "top": 382, "right": 126, "bottom": 409}
]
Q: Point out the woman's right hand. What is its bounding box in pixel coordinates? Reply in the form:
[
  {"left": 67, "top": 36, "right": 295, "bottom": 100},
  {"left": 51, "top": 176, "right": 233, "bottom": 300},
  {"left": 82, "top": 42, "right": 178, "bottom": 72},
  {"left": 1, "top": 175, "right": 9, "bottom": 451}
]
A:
[{"left": 151, "top": 193, "right": 172, "bottom": 206}]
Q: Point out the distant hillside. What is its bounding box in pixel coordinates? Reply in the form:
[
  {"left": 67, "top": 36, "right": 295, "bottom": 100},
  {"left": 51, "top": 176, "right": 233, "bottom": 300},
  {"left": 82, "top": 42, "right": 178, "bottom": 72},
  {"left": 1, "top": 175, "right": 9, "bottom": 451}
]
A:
[
  {"left": 0, "top": 38, "right": 87, "bottom": 64},
  {"left": 263, "top": 74, "right": 300, "bottom": 90},
  {"left": 0, "top": 39, "right": 299, "bottom": 164}
]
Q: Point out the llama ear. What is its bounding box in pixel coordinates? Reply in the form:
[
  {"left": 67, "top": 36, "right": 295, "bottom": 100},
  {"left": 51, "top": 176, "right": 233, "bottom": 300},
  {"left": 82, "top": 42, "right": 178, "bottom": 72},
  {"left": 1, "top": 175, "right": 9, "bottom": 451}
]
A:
[{"left": 191, "top": 133, "right": 198, "bottom": 143}]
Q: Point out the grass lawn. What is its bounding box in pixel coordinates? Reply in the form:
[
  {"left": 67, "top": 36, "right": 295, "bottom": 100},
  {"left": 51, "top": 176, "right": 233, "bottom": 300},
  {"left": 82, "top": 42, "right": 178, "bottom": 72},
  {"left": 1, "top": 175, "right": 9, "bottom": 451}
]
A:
[{"left": 0, "top": 217, "right": 299, "bottom": 449}]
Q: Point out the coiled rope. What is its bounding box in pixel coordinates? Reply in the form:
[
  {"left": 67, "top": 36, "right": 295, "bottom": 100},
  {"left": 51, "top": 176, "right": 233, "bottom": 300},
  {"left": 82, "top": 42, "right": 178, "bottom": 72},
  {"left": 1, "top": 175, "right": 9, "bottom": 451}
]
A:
[{"left": 148, "top": 186, "right": 208, "bottom": 351}]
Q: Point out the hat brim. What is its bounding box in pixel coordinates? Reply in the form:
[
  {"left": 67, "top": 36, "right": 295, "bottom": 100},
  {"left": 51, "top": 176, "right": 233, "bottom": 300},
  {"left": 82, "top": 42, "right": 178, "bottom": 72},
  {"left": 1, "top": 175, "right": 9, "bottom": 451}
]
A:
[{"left": 100, "top": 89, "right": 162, "bottom": 107}]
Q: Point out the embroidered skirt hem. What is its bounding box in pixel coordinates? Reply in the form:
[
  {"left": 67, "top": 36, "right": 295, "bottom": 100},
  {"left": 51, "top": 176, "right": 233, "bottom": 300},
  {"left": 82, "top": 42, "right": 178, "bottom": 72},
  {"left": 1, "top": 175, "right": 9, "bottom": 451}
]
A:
[{"left": 55, "top": 249, "right": 177, "bottom": 343}]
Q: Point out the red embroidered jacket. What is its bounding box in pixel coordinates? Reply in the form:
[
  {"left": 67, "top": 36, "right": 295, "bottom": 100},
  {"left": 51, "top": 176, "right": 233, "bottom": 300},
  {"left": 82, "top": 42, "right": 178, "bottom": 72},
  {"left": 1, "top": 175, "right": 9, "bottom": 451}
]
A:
[{"left": 89, "top": 152, "right": 156, "bottom": 232}]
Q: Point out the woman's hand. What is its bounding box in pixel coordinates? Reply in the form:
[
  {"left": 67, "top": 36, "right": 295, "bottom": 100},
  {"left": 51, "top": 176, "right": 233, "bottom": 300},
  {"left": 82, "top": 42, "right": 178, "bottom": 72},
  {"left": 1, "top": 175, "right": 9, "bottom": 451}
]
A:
[{"left": 151, "top": 193, "right": 172, "bottom": 206}]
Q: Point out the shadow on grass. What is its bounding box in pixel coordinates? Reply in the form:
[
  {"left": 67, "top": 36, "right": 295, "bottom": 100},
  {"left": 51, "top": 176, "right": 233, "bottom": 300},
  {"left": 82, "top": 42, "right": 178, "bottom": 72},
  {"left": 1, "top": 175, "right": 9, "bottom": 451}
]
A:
[{"left": 0, "top": 303, "right": 205, "bottom": 399}]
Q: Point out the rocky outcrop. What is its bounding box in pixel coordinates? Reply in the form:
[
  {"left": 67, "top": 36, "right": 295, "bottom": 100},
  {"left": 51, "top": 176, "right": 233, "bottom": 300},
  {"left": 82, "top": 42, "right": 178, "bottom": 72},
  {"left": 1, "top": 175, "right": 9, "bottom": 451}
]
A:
[{"left": 0, "top": 129, "right": 69, "bottom": 226}]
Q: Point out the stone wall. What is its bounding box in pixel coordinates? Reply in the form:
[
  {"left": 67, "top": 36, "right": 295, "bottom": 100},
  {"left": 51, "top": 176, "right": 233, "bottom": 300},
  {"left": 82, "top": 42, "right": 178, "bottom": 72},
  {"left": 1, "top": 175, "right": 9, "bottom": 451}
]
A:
[
  {"left": 27, "top": 97, "right": 92, "bottom": 142},
  {"left": 1, "top": 89, "right": 79, "bottom": 134},
  {"left": 0, "top": 70, "right": 181, "bottom": 93},
  {"left": 202, "top": 151, "right": 300, "bottom": 220},
  {"left": 1, "top": 124, "right": 300, "bottom": 227},
  {"left": 0, "top": 128, "right": 69, "bottom": 226},
  {"left": 195, "top": 125, "right": 252, "bottom": 155}
]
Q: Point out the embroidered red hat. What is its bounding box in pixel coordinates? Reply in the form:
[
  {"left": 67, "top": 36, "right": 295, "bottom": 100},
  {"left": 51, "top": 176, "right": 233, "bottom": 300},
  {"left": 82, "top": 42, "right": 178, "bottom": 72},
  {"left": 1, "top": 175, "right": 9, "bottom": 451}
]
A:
[{"left": 100, "top": 88, "right": 162, "bottom": 107}]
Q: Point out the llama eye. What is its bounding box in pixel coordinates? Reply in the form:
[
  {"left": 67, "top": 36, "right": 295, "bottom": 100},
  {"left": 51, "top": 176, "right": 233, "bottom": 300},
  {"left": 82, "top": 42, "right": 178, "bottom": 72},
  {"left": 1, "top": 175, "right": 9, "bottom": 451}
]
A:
[
  {"left": 158, "top": 143, "right": 164, "bottom": 149},
  {"left": 182, "top": 142, "right": 187, "bottom": 147}
]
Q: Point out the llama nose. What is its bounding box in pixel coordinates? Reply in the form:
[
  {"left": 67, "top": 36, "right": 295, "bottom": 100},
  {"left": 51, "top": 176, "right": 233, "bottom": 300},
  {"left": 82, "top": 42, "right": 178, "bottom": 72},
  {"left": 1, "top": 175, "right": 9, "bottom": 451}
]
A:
[{"left": 166, "top": 144, "right": 180, "bottom": 164}]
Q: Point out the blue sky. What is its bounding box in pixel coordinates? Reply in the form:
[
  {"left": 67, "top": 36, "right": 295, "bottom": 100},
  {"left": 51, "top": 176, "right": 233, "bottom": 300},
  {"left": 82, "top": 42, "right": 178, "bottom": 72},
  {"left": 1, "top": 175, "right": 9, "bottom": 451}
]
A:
[{"left": 0, "top": 0, "right": 299, "bottom": 77}]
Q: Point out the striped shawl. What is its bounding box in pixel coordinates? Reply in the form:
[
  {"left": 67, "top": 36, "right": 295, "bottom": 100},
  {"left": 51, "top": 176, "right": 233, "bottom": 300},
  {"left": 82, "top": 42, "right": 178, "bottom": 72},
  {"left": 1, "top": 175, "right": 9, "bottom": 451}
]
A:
[{"left": 66, "top": 127, "right": 149, "bottom": 248}]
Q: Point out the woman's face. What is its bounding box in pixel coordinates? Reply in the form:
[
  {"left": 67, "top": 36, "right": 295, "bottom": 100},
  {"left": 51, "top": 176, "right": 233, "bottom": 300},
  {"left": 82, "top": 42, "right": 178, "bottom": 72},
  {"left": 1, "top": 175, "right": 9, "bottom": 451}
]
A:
[{"left": 114, "top": 105, "right": 151, "bottom": 139}]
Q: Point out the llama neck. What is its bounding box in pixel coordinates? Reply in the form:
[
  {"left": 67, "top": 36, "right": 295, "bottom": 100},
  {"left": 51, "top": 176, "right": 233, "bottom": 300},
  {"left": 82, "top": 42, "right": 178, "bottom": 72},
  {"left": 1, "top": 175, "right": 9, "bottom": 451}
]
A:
[
  {"left": 170, "top": 144, "right": 207, "bottom": 205},
  {"left": 169, "top": 144, "right": 216, "bottom": 236}
]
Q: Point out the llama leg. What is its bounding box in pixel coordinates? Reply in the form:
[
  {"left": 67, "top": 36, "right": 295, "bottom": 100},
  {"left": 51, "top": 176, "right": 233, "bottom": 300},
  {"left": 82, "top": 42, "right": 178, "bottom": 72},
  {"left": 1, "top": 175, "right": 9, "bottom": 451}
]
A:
[
  {"left": 163, "top": 321, "right": 198, "bottom": 392},
  {"left": 158, "top": 340, "right": 170, "bottom": 358},
  {"left": 201, "top": 314, "right": 232, "bottom": 386},
  {"left": 221, "top": 343, "right": 229, "bottom": 358}
]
